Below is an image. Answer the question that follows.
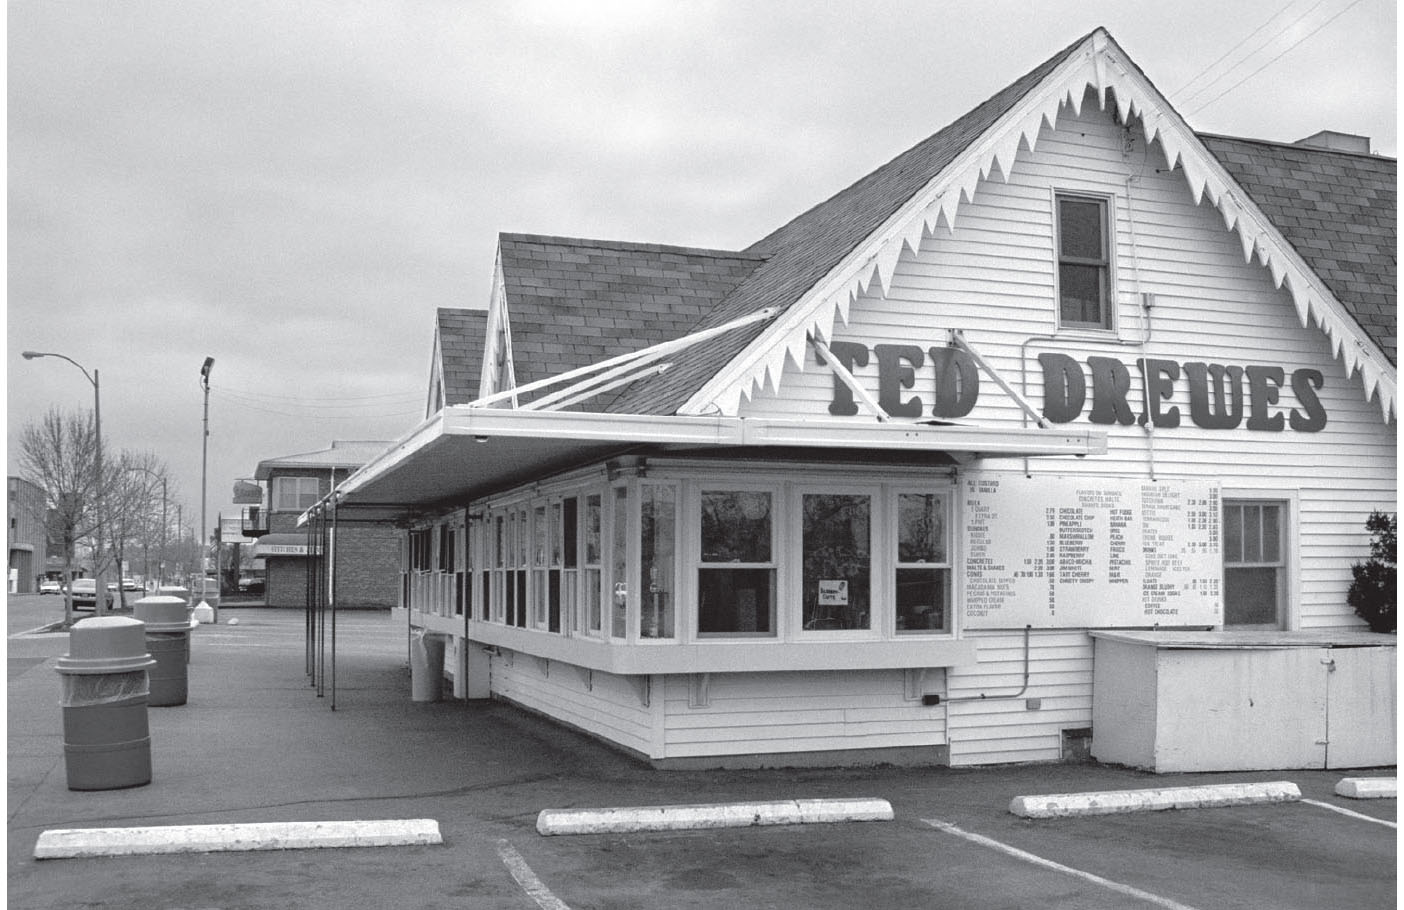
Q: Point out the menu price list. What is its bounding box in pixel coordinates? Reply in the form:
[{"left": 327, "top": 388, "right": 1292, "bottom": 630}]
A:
[{"left": 963, "top": 474, "right": 1221, "bottom": 629}]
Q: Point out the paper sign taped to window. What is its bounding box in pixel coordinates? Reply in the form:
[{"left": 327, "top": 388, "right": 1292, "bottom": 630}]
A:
[{"left": 818, "top": 580, "right": 848, "bottom": 606}]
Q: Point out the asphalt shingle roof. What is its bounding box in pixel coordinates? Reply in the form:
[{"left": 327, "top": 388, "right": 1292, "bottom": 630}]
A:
[
  {"left": 496, "top": 234, "right": 764, "bottom": 405},
  {"left": 1200, "top": 134, "right": 1396, "bottom": 365},
  {"left": 435, "top": 307, "right": 489, "bottom": 405}
]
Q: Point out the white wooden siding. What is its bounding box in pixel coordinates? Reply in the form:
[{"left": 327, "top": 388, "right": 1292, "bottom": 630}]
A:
[
  {"left": 491, "top": 655, "right": 659, "bottom": 757},
  {"left": 661, "top": 669, "right": 947, "bottom": 759},
  {"left": 741, "top": 95, "right": 1394, "bottom": 766}
]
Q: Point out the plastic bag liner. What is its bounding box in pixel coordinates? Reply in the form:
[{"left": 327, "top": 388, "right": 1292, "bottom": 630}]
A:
[{"left": 61, "top": 670, "right": 150, "bottom": 707}]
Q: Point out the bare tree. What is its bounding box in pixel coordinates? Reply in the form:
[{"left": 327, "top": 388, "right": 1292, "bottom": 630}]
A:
[
  {"left": 18, "top": 408, "right": 99, "bottom": 624},
  {"left": 106, "top": 451, "right": 174, "bottom": 609}
]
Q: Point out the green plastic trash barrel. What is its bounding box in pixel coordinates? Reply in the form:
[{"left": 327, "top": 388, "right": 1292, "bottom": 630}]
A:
[
  {"left": 134, "top": 596, "right": 191, "bottom": 707},
  {"left": 410, "top": 630, "right": 446, "bottom": 702},
  {"left": 55, "top": 616, "right": 156, "bottom": 791}
]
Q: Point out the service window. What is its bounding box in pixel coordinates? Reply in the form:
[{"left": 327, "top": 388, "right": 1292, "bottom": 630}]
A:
[
  {"left": 1056, "top": 193, "right": 1113, "bottom": 330},
  {"left": 531, "top": 503, "right": 549, "bottom": 629},
  {"left": 894, "top": 492, "right": 950, "bottom": 633},
  {"left": 639, "top": 484, "right": 677, "bottom": 639},
  {"left": 801, "top": 491, "right": 873, "bottom": 631},
  {"left": 697, "top": 489, "right": 776, "bottom": 637},
  {"left": 1223, "top": 500, "right": 1287, "bottom": 629},
  {"left": 610, "top": 486, "right": 628, "bottom": 639},
  {"left": 513, "top": 506, "right": 528, "bottom": 628},
  {"left": 582, "top": 493, "right": 603, "bottom": 636},
  {"left": 558, "top": 498, "right": 574, "bottom": 635}
]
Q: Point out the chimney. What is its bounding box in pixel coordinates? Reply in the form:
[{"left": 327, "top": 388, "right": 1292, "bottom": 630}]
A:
[{"left": 1294, "top": 130, "right": 1371, "bottom": 154}]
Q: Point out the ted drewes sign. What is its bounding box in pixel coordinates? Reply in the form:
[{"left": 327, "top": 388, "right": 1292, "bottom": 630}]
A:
[
  {"left": 824, "top": 343, "right": 1327, "bottom": 432},
  {"left": 962, "top": 473, "right": 1222, "bottom": 629}
]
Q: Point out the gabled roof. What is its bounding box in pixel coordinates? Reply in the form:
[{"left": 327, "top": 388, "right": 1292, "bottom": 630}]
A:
[
  {"left": 495, "top": 234, "right": 764, "bottom": 404},
  {"left": 434, "top": 307, "right": 489, "bottom": 407},
  {"left": 604, "top": 31, "right": 1092, "bottom": 417},
  {"left": 1201, "top": 134, "right": 1396, "bottom": 365},
  {"left": 448, "top": 28, "right": 1395, "bottom": 422},
  {"left": 253, "top": 440, "right": 394, "bottom": 481},
  {"left": 603, "top": 29, "right": 1391, "bottom": 420}
]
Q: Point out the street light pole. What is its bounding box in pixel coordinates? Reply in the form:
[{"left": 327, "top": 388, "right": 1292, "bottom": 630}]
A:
[
  {"left": 22, "top": 350, "right": 108, "bottom": 615},
  {"left": 197, "top": 357, "right": 215, "bottom": 620}
]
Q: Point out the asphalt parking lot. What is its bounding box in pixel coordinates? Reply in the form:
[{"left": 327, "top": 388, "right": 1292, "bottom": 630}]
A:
[{"left": 7, "top": 596, "right": 1396, "bottom": 909}]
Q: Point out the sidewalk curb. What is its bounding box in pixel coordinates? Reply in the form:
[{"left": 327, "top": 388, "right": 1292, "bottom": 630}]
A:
[
  {"left": 537, "top": 797, "right": 894, "bottom": 835},
  {"left": 1335, "top": 777, "right": 1397, "bottom": 799},
  {"left": 1009, "top": 781, "right": 1302, "bottom": 818},
  {"left": 33, "top": 819, "right": 442, "bottom": 859}
]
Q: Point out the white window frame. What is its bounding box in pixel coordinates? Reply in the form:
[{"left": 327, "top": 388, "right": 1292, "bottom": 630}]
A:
[
  {"left": 693, "top": 484, "right": 781, "bottom": 640},
  {"left": 1221, "top": 494, "right": 1296, "bottom": 631},
  {"left": 792, "top": 483, "right": 882, "bottom": 640},
  {"left": 1053, "top": 190, "right": 1116, "bottom": 334},
  {"left": 636, "top": 480, "right": 680, "bottom": 642},
  {"left": 891, "top": 487, "right": 954, "bottom": 636}
]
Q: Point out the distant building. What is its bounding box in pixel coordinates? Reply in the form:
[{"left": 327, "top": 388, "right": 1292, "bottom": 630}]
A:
[
  {"left": 245, "top": 442, "right": 399, "bottom": 609},
  {"left": 8, "top": 477, "right": 48, "bottom": 593}
]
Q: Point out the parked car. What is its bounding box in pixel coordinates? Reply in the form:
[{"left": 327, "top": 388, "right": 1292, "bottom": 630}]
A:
[
  {"left": 38, "top": 579, "right": 62, "bottom": 595},
  {"left": 237, "top": 575, "right": 265, "bottom": 594},
  {"left": 106, "top": 577, "right": 143, "bottom": 593},
  {"left": 67, "top": 579, "right": 114, "bottom": 611}
]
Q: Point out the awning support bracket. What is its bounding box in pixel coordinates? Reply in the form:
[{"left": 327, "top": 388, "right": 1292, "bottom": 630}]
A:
[
  {"left": 949, "top": 330, "right": 1053, "bottom": 429},
  {"left": 811, "top": 335, "right": 888, "bottom": 422}
]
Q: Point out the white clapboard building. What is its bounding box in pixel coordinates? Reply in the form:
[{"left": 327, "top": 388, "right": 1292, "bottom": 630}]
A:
[{"left": 310, "top": 29, "right": 1395, "bottom": 771}]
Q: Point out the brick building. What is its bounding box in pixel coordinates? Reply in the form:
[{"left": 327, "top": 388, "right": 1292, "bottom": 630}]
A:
[
  {"left": 248, "top": 442, "right": 399, "bottom": 609},
  {"left": 8, "top": 476, "right": 48, "bottom": 593}
]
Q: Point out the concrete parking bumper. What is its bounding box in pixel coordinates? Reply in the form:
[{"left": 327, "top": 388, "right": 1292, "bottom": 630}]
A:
[
  {"left": 1009, "top": 781, "right": 1302, "bottom": 818},
  {"left": 1335, "top": 777, "right": 1397, "bottom": 799},
  {"left": 34, "top": 819, "right": 443, "bottom": 859},
  {"left": 537, "top": 797, "right": 894, "bottom": 835}
]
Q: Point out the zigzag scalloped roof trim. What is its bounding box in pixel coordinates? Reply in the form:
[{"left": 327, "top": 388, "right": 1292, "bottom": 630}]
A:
[{"left": 705, "top": 32, "right": 1394, "bottom": 422}]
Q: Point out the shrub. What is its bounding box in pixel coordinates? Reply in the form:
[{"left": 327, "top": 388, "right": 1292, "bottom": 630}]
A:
[{"left": 1348, "top": 511, "right": 1396, "bottom": 633}]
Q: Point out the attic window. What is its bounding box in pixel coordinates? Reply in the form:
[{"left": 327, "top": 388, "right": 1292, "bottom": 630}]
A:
[{"left": 1056, "top": 194, "right": 1113, "bottom": 330}]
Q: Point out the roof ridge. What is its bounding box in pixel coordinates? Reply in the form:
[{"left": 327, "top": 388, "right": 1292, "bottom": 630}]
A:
[{"left": 499, "top": 231, "right": 764, "bottom": 261}]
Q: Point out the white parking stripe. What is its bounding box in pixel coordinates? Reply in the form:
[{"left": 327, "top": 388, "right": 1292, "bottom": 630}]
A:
[
  {"left": 495, "top": 839, "right": 573, "bottom": 910},
  {"left": 1300, "top": 798, "right": 1397, "bottom": 829},
  {"left": 923, "top": 819, "right": 1202, "bottom": 910}
]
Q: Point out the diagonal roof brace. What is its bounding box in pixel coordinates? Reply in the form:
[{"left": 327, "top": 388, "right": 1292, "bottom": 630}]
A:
[
  {"left": 948, "top": 329, "right": 1053, "bottom": 429},
  {"left": 471, "top": 306, "right": 780, "bottom": 410},
  {"left": 810, "top": 334, "right": 888, "bottom": 423}
]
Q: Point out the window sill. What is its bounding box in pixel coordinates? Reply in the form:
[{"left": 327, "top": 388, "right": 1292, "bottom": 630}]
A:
[{"left": 467, "top": 620, "right": 977, "bottom": 673}]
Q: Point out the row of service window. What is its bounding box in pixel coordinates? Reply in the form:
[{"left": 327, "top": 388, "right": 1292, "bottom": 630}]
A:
[
  {"left": 408, "top": 484, "right": 954, "bottom": 642},
  {"left": 404, "top": 494, "right": 1291, "bottom": 636}
]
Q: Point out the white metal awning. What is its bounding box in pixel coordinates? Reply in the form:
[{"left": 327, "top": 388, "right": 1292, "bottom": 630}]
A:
[{"left": 304, "top": 407, "right": 1107, "bottom": 524}]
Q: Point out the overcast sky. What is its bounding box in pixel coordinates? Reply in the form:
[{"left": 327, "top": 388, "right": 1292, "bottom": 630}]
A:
[{"left": 7, "top": 0, "right": 1396, "bottom": 547}]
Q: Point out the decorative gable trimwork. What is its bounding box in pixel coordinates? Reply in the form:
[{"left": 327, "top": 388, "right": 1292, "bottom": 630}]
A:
[{"left": 682, "top": 29, "right": 1395, "bottom": 423}]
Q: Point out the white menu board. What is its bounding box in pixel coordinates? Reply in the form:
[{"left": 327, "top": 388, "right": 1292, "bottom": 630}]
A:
[{"left": 962, "top": 473, "right": 1221, "bottom": 629}]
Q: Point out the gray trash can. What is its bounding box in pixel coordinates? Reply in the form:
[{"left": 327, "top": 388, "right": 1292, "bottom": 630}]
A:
[
  {"left": 158, "top": 587, "right": 194, "bottom": 663},
  {"left": 55, "top": 616, "right": 156, "bottom": 790},
  {"left": 410, "top": 630, "right": 446, "bottom": 702},
  {"left": 134, "top": 596, "right": 191, "bottom": 707}
]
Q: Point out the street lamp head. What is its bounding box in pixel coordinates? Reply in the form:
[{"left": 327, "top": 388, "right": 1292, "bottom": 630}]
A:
[
  {"left": 21, "top": 351, "right": 44, "bottom": 360},
  {"left": 201, "top": 356, "right": 215, "bottom": 380}
]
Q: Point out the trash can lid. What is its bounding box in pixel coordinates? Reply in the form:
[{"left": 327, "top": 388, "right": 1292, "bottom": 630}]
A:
[
  {"left": 134, "top": 596, "right": 192, "bottom": 633},
  {"left": 56, "top": 616, "right": 156, "bottom": 675}
]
